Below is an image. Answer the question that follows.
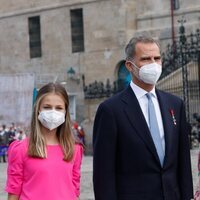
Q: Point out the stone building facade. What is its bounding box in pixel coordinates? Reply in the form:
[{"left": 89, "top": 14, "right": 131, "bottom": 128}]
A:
[{"left": 0, "top": 0, "right": 199, "bottom": 153}]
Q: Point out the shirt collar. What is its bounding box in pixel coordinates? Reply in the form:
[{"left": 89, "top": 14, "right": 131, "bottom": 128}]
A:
[{"left": 130, "top": 81, "right": 157, "bottom": 100}]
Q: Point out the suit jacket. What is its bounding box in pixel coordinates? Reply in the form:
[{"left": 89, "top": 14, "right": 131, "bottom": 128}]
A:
[{"left": 93, "top": 86, "right": 193, "bottom": 200}]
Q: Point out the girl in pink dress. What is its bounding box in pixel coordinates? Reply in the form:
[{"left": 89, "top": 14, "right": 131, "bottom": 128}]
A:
[{"left": 5, "top": 83, "right": 83, "bottom": 200}]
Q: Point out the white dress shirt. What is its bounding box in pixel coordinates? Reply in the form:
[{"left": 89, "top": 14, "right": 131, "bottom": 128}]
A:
[{"left": 130, "top": 81, "right": 165, "bottom": 151}]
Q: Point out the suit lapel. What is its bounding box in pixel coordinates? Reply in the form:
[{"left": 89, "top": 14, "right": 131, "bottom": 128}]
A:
[
  {"left": 121, "top": 86, "right": 161, "bottom": 165},
  {"left": 156, "top": 89, "right": 174, "bottom": 167}
]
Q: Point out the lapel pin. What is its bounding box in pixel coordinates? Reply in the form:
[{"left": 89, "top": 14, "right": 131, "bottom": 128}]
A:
[{"left": 169, "top": 109, "right": 177, "bottom": 125}]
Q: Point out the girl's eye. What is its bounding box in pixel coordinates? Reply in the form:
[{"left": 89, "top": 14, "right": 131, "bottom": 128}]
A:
[
  {"left": 43, "top": 106, "right": 52, "bottom": 109},
  {"left": 56, "top": 107, "right": 64, "bottom": 110}
]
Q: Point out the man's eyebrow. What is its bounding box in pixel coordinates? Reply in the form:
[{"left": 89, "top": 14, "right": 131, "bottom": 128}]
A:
[{"left": 140, "top": 55, "right": 161, "bottom": 60}]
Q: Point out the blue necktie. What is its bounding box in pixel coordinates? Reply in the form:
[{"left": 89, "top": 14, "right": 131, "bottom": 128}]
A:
[{"left": 146, "top": 93, "right": 164, "bottom": 166}]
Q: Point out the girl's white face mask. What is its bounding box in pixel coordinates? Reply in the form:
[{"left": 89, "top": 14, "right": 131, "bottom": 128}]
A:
[
  {"left": 38, "top": 110, "right": 65, "bottom": 131},
  {"left": 130, "top": 62, "right": 162, "bottom": 85}
]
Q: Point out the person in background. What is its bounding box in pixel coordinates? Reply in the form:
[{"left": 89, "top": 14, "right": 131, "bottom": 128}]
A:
[
  {"left": 15, "top": 129, "right": 26, "bottom": 141},
  {"left": 5, "top": 82, "right": 83, "bottom": 200},
  {"left": 93, "top": 35, "right": 193, "bottom": 200},
  {"left": 72, "top": 121, "right": 85, "bottom": 146},
  {"left": 77, "top": 125, "right": 85, "bottom": 146},
  {"left": 7, "top": 126, "right": 16, "bottom": 145},
  {"left": 0, "top": 124, "right": 8, "bottom": 162}
]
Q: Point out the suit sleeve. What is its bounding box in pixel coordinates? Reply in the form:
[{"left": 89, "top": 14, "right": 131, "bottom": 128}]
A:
[
  {"left": 178, "top": 101, "right": 194, "bottom": 200},
  {"left": 93, "top": 102, "right": 117, "bottom": 200}
]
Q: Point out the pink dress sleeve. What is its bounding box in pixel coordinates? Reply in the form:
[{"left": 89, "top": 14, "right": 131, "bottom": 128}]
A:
[
  {"left": 72, "top": 144, "right": 83, "bottom": 197},
  {"left": 5, "top": 140, "right": 26, "bottom": 195}
]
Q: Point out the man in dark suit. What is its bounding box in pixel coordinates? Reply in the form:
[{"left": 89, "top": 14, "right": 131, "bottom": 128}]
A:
[{"left": 93, "top": 35, "right": 193, "bottom": 200}]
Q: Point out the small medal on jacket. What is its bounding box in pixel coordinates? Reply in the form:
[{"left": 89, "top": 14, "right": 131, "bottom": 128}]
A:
[{"left": 169, "top": 109, "right": 177, "bottom": 125}]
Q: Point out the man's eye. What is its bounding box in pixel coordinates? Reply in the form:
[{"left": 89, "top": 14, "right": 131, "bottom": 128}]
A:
[
  {"left": 155, "top": 57, "right": 161, "bottom": 60},
  {"left": 142, "top": 57, "right": 151, "bottom": 61}
]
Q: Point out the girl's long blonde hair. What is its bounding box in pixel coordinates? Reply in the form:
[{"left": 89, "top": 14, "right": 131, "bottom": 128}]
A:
[{"left": 28, "top": 83, "right": 75, "bottom": 161}]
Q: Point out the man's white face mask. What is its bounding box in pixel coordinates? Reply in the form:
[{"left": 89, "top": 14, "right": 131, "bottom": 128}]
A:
[
  {"left": 38, "top": 110, "right": 65, "bottom": 131},
  {"left": 130, "top": 61, "right": 162, "bottom": 85}
]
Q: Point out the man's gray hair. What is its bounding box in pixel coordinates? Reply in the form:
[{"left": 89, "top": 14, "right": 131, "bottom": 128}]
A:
[{"left": 125, "top": 34, "right": 160, "bottom": 59}]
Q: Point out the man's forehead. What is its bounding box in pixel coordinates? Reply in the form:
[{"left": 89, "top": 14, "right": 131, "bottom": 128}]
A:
[{"left": 135, "top": 42, "right": 160, "bottom": 56}]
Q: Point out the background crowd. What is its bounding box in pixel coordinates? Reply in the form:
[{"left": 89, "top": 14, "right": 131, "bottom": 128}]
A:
[{"left": 0, "top": 123, "right": 26, "bottom": 162}]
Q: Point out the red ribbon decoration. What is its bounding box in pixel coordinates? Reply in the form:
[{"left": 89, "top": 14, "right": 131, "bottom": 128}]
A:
[{"left": 169, "top": 109, "right": 177, "bottom": 125}]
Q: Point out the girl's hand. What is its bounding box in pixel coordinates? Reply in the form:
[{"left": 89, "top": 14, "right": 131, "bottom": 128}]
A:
[{"left": 8, "top": 194, "right": 19, "bottom": 200}]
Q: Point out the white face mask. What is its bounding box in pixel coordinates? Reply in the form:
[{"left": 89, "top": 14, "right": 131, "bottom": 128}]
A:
[
  {"left": 38, "top": 110, "right": 65, "bottom": 131},
  {"left": 130, "top": 62, "right": 162, "bottom": 85}
]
